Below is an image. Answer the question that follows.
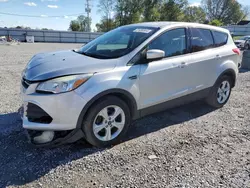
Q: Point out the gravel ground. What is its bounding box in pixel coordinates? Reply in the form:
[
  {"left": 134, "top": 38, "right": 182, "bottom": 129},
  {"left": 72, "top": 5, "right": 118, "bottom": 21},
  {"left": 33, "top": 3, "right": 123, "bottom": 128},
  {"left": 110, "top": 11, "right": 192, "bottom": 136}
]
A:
[{"left": 0, "top": 43, "right": 250, "bottom": 188}]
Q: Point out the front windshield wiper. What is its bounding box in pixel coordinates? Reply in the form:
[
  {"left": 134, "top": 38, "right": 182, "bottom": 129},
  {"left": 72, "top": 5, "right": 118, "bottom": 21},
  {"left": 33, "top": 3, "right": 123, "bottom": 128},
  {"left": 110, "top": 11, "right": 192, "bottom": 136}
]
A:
[
  {"left": 72, "top": 49, "right": 80, "bottom": 53},
  {"left": 73, "top": 49, "right": 112, "bottom": 59},
  {"left": 80, "top": 51, "right": 110, "bottom": 59}
]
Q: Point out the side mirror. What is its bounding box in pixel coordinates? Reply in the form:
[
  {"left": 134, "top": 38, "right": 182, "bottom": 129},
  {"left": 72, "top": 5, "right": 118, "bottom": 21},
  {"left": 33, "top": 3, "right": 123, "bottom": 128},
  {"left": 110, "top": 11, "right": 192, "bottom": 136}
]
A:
[{"left": 146, "top": 49, "right": 165, "bottom": 60}]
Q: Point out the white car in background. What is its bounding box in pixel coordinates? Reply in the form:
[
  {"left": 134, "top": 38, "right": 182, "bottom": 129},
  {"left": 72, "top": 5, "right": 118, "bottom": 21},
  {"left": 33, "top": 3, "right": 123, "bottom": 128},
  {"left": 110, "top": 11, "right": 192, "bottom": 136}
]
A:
[{"left": 234, "top": 36, "right": 250, "bottom": 50}]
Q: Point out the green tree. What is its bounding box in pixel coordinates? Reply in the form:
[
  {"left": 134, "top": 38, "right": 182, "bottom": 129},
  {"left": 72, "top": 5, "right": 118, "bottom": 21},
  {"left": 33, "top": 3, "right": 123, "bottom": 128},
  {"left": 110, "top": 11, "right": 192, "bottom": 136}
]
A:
[
  {"left": 160, "top": 0, "right": 188, "bottom": 21},
  {"left": 184, "top": 6, "right": 206, "bottom": 23},
  {"left": 115, "top": 0, "right": 144, "bottom": 26},
  {"left": 69, "top": 20, "right": 80, "bottom": 31},
  {"left": 142, "top": 0, "right": 161, "bottom": 21},
  {"left": 202, "top": 0, "right": 247, "bottom": 25},
  {"left": 69, "top": 15, "right": 92, "bottom": 32},
  {"left": 208, "top": 19, "right": 223, "bottom": 26},
  {"left": 97, "top": 0, "right": 116, "bottom": 31},
  {"left": 96, "top": 18, "right": 116, "bottom": 32}
]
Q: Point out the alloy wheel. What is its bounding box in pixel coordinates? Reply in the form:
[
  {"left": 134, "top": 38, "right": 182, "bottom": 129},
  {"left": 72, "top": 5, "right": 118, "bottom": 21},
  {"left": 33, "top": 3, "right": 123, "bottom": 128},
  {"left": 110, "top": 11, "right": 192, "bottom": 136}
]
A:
[
  {"left": 217, "top": 80, "right": 230, "bottom": 104},
  {"left": 93, "top": 105, "right": 125, "bottom": 142}
]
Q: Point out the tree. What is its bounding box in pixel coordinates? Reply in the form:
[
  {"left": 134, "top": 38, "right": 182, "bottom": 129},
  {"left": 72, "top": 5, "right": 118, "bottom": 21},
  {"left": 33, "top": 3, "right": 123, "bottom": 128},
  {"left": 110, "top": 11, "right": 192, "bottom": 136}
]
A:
[
  {"left": 96, "top": 18, "right": 116, "bottom": 32},
  {"left": 208, "top": 19, "right": 223, "bottom": 26},
  {"left": 98, "top": 0, "right": 115, "bottom": 20},
  {"left": 97, "top": 0, "right": 116, "bottom": 31},
  {"left": 115, "top": 0, "right": 144, "bottom": 26},
  {"left": 184, "top": 6, "right": 206, "bottom": 23},
  {"left": 160, "top": 0, "right": 188, "bottom": 21},
  {"left": 202, "top": 0, "right": 246, "bottom": 25},
  {"left": 142, "top": 0, "right": 161, "bottom": 21},
  {"left": 68, "top": 15, "right": 92, "bottom": 32},
  {"left": 69, "top": 20, "right": 80, "bottom": 31}
]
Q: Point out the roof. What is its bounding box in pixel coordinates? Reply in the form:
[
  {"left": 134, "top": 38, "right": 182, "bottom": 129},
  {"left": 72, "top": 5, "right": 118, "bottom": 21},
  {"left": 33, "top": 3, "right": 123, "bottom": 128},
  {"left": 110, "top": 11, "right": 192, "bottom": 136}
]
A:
[{"left": 128, "top": 21, "right": 229, "bottom": 33}]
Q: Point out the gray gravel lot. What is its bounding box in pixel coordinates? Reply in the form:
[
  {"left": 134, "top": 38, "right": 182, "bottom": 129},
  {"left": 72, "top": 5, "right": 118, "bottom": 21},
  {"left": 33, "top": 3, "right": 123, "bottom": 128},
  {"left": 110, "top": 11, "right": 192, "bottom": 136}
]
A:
[{"left": 0, "top": 43, "right": 250, "bottom": 188}]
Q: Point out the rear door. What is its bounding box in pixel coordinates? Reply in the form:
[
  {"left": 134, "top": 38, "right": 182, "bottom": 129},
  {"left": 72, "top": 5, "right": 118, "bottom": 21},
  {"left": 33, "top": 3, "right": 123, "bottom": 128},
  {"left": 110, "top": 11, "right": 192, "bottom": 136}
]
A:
[{"left": 187, "top": 27, "right": 217, "bottom": 90}]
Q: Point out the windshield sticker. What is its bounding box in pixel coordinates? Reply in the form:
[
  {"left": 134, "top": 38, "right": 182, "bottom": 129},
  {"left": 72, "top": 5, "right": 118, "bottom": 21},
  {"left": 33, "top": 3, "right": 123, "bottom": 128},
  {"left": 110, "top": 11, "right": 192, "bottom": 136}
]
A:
[{"left": 133, "top": 29, "right": 152, "bottom": 33}]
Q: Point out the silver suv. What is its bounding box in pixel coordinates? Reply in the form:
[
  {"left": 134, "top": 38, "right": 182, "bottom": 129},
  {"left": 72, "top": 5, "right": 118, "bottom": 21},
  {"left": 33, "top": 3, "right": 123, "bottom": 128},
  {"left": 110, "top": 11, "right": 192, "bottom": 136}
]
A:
[{"left": 21, "top": 22, "right": 240, "bottom": 147}]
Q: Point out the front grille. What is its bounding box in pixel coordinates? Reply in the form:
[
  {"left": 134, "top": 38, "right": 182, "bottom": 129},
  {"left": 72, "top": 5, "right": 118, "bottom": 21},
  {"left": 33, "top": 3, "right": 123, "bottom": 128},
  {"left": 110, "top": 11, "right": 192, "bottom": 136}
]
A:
[
  {"left": 26, "top": 103, "right": 53, "bottom": 124},
  {"left": 22, "top": 78, "right": 32, "bottom": 89},
  {"left": 234, "top": 42, "right": 240, "bottom": 45}
]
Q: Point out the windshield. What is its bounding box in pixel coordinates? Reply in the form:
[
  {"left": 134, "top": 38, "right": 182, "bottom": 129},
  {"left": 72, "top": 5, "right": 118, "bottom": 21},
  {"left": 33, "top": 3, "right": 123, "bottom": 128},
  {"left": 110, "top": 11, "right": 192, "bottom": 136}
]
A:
[{"left": 77, "top": 26, "right": 159, "bottom": 59}]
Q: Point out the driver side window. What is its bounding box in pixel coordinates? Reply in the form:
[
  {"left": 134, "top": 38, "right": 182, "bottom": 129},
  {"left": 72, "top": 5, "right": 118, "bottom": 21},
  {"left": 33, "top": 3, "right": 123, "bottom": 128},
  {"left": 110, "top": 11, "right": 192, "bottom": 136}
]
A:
[{"left": 148, "top": 28, "right": 187, "bottom": 58}]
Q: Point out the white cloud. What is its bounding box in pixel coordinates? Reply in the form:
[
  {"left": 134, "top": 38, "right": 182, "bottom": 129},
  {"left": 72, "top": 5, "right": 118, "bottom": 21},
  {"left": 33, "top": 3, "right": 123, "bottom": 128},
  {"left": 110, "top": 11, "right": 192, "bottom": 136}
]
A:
[
  {"left": 40, "top": 14, "right": 48, "bottom": 17},
  {"left": 0, "top": 0, "right": 8, "bottom": 2},
  {"left": 24, "top": 2, "right": 37, "bottom": 6},
  {"left": 189, "top": 2, "right": 201, "bottom": 7},
  {"left": 41, "top": 0, "right": 58, "bottom": 1},
  {"left": 47, "top": 4, "right": 58, "bottom": 8},
  {"left": 64, "top": 15, "right": 69, "bottom": 19}
]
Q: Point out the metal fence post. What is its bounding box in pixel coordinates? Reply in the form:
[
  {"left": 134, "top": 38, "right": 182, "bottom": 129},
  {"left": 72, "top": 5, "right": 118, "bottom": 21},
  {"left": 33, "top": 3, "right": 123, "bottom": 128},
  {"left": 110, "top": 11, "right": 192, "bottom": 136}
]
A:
[{"left": 59, "top": 32, "right": 61, "bottom": 43}]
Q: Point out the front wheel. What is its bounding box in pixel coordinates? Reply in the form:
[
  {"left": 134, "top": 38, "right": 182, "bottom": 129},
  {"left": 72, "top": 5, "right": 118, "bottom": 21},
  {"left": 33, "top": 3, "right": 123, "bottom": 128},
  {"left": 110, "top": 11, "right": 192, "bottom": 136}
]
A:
[
  {"left": 206, "top": 75, "right": 232, "bottom": 108},
  {"left": 247, "top": 44, "right": 250, "bottom": 50},
  {"left": 82, "top": 96, "right": 131, "bottom": 147}
]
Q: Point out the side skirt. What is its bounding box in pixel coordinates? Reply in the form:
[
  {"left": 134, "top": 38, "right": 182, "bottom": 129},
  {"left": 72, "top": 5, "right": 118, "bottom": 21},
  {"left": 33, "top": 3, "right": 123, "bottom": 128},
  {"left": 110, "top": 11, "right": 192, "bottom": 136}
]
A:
[{"left": 139, "top": 87, "right": 211, "bottom": 118}]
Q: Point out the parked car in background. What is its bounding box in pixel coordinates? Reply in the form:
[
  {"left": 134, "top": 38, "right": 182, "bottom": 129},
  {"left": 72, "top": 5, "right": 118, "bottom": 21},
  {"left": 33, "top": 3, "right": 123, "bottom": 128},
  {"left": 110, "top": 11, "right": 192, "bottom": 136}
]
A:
[
  {"left": 20, "top": 22, "right": 240, "bottom": 147},
  {"left": 234, "top": 36, "right": 250, "bottom": 50}
]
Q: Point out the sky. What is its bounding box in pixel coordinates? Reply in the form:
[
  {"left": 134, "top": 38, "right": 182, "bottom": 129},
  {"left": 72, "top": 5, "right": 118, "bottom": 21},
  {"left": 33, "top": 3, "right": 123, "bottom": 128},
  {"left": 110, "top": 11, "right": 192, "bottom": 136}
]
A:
[{"left": 0, "top": 0, "right": 249, "bottom": 31}]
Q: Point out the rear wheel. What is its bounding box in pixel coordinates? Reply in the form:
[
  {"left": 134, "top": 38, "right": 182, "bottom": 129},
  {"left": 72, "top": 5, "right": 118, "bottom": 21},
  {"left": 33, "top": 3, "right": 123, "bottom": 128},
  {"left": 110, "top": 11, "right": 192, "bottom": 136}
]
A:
[
  {"left": 206, "top": 75, "right": 232, "bottom": 108},
  {"left": 82, "top": 96, "right": 131, "bottom": 147}
]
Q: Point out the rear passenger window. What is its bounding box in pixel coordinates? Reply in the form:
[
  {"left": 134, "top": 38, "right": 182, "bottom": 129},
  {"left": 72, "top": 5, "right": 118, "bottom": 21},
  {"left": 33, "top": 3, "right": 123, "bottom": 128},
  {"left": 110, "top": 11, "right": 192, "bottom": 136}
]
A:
[
  {"left": 148, "top": 28, "right": 187, "bottom": 58},
  {"left": 190, "top": 28, "right": 214, "bottom": 52},
  {"left": 212, "top": 31, "right": 228, "bottom": 47}
]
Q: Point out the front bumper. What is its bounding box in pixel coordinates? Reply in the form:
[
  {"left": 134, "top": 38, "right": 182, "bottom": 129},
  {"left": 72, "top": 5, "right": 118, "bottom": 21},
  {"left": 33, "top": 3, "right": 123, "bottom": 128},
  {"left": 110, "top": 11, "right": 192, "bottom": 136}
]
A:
[
  {"left": 20, "top": 81, "right": 87, "bottom": 146},
  {"left": 21, "top": 82, "right": 87, "bottom": 131},
  {"left": 25, "top": 128, "right": 85, "bottom": 147}
]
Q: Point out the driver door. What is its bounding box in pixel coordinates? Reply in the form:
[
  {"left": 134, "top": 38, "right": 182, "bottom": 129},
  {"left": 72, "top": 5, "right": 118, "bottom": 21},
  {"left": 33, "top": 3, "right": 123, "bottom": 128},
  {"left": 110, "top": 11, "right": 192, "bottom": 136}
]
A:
[{"left": 139, "top": 28, "right": 193, "bottom": 110}]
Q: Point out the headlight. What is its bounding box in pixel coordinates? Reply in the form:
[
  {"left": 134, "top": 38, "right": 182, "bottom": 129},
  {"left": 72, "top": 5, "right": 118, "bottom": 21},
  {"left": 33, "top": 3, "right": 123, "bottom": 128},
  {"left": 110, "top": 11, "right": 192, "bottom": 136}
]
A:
[{"left": 36, "top": 74, "right": 93, "bottom": 94}]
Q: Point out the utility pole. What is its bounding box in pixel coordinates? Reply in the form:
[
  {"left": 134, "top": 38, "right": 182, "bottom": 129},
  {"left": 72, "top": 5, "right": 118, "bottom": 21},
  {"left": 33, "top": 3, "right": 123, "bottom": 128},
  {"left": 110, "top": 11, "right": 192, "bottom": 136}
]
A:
[{"left": 85, "top": 0, "right": 91, "bottom": 32}]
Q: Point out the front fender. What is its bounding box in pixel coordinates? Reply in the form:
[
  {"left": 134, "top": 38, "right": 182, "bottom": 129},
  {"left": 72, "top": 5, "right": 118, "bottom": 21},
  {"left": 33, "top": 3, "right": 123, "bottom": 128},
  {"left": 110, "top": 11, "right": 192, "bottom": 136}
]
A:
[{"left": 74, "top": 66, "right": 141, "bottom": 128}]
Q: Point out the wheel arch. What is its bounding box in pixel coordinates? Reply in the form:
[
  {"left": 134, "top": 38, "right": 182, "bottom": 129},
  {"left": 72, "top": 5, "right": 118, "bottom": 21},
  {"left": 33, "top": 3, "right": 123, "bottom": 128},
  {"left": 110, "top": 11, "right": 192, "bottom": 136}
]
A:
[
  {"left": 76, "top": 89, "right": 139, "bottom": 129},
  {"left": 216, "top": 69, "right": 236, "bottom": 88}
]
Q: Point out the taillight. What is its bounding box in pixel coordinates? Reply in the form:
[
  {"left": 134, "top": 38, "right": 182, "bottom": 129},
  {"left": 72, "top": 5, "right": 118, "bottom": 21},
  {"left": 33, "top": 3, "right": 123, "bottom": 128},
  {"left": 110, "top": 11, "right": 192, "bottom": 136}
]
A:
[{"left": 232, "top": 48, "right": 240, "bottom": 55}]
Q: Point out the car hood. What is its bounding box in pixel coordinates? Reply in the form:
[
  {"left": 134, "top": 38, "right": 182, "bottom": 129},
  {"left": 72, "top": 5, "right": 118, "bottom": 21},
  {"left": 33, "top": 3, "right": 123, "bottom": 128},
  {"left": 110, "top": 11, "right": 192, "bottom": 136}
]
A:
[
  {"left": 23, "top": 50, "right": 117, "bottom": 81},
  {"left": 234, "top": 40, "right": 245, "bottom": 43}
]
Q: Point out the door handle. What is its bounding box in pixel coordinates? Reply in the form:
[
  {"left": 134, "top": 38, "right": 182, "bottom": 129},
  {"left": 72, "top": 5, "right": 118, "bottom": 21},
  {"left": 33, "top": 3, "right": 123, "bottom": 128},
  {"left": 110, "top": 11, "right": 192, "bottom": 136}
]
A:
[
  {"left": 216, "top": 54, "right": 221, "bottom": 58},
  {"left": 178, "top": 62, "right": 187, "bottom": 68}
]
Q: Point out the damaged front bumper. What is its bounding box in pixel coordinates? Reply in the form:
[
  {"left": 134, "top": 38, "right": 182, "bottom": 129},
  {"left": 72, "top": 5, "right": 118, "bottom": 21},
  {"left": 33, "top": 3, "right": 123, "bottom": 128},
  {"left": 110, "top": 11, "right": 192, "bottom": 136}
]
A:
[
  {"left": 25, "top": 127, "right": 85, "bottom": 147},
  {"left": 18, "top": 106, "right": 84, "bottom": 147}
]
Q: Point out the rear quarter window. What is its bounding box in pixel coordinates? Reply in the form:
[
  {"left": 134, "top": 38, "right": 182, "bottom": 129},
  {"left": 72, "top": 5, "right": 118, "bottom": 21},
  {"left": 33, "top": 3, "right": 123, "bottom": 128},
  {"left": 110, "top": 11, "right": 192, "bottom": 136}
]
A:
[{"left": 212, "top": 31, "right": 228, "bottom": 47}]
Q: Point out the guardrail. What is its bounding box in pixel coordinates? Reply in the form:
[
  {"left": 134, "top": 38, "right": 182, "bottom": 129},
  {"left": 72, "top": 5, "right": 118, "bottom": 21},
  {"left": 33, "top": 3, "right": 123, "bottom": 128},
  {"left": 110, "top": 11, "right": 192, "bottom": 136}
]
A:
[{"left": 0, "top": 28, "right": 103, "bottom": 43}]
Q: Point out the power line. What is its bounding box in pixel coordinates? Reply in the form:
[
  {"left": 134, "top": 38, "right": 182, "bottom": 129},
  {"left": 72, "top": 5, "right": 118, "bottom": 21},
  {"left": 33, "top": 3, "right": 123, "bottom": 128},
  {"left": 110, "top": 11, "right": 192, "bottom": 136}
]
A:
[{"left": 0, "top": 12, "right": 85, "bottom": 18}]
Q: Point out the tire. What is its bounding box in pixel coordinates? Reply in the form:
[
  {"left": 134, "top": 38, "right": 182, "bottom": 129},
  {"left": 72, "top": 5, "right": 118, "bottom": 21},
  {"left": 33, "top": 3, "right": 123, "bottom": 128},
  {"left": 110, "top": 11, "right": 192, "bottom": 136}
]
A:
[
  {"left": 82, "top": 96, "right": 131, "bottom": 147},
  {"left": 206, "top": 75, "right": 232, "bottom": 108},
  {"left": 247, "top": 44, "right": 250, "bottom": 50}
]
